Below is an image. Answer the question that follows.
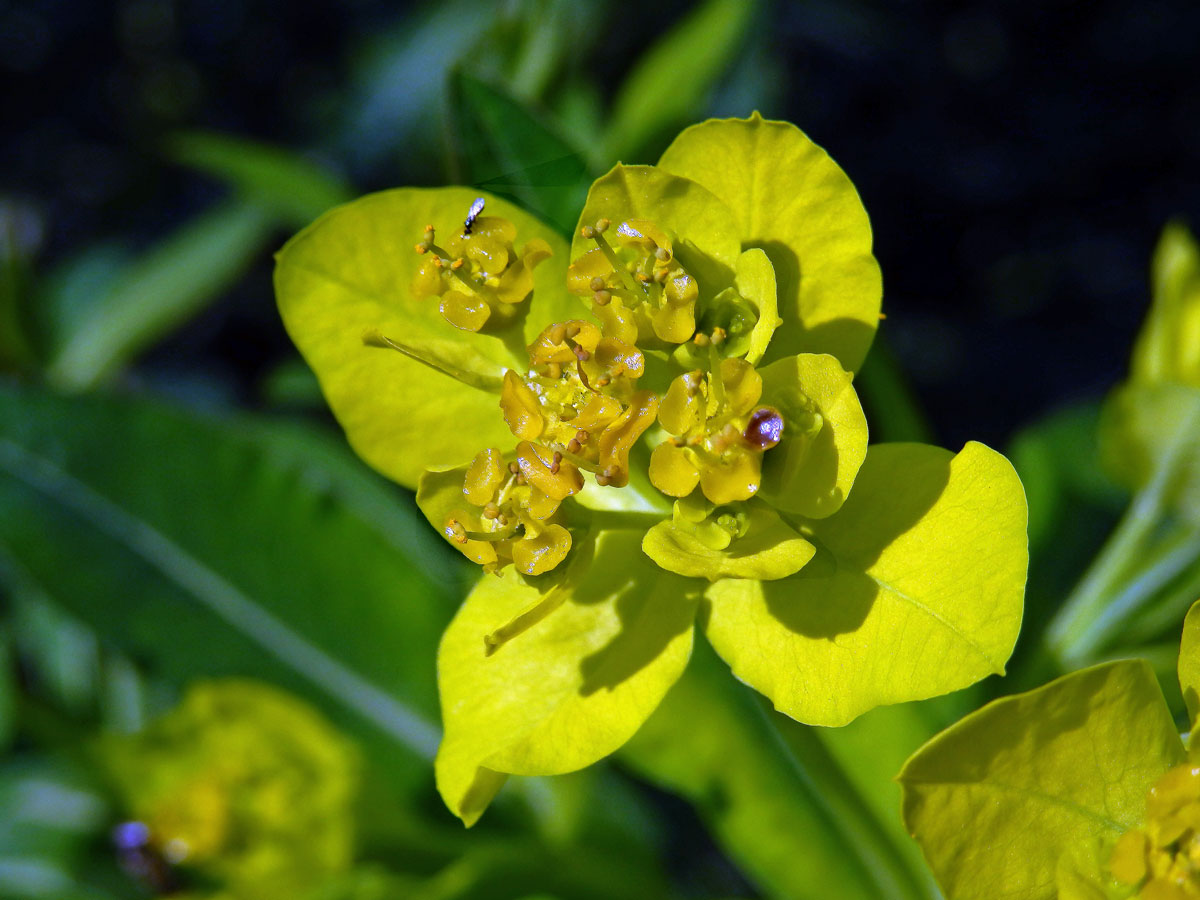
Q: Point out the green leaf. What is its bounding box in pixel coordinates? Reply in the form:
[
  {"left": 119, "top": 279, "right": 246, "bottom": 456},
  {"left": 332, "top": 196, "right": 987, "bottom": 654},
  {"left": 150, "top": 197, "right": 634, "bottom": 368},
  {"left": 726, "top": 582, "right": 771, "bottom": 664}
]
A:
[
  {"left": 0, "top": 384, "right": 450, "bottom": 789},
  {"left": 0, "top": 212, "right": 37, "bottom": 370},
  {"left": 757, "top": 352, "right": 868, "bottom": 519},
  {"left": 435, "top": 529, "right": 698, "bottom": 825},
  {"left": 658, "top": 114, "right": 882, "bottom": 373},
  {"left": 621, "top": 637, "right": 919, "bottom": 900},
  {"left": 449, "top": 72, "right": 592, "bottom": 236},
  {"left": 1178, "top": 599, "right": 1200, "bottom": 730},
  {"left": 0, "top": 631, "right": 12, "bottom": 752},
  {"left": 275, "top": 187, "right": 571, "bottom": 489},
  {"left": 167, "top": 131, "right": 353, "bottom": 229},
  {"left": 899, "top": 660, "right": 1184, "bottom": 900},
  {"left": 1008, "top": 400, "right": 1123, "bottom": 553},
  {"left": 1100, "top": 381, "right": 1200, "bottom": 523},
  {"left": 703, "top": 441, "right": 1028, "bottom": 726},
  {"left": 603, "top": 0, "right": 758, "bottom": 162},
  {"left": 45, "top": 199, "right": 275, "bottom": 391}
]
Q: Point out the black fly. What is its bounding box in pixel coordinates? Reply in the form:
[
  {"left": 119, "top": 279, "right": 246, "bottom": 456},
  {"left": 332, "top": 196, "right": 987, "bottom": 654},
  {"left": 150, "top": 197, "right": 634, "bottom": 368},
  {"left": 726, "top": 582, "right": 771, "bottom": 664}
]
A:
[{"left": 463, "top": 197, "right": 485, "bottom": 236}]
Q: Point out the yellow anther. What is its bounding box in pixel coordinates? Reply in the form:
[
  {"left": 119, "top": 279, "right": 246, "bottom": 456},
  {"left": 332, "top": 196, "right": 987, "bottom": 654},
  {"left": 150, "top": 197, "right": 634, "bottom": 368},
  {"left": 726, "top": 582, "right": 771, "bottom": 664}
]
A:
[
  {"left": 595, "top": 218, "right": 610, "bottom": 232},
  {"left": 567, "top": 438, "right": 581, "bottom": 453},
  {"left": 581, "top": 225, "right": 596, "bottom": 239},
  {"left": 712, "top": 327, "right": 727, "bottom": 344},
  {"left": 450, "top": 258, "right": 465, "bottom": 270},
  {"left": 589, "top": 276, "right": 606, "bottom": 291},
  {"left": 550, "top": 451, "right": 563, "bottom": 474},
  {"left": 415, "top": 242, "right": 429, "bottom": 254},
  {"left": 594, "top": 289, "right": 611, "bottom": 306},
  {"left": 655, "top": 247, "right": 670, "bottom": 261},
  {"left": 693, "top": 332, "right": 710, "bottom": 347},
  {"left": 446, "top": 518, "right": 468, "bottom": 544}
]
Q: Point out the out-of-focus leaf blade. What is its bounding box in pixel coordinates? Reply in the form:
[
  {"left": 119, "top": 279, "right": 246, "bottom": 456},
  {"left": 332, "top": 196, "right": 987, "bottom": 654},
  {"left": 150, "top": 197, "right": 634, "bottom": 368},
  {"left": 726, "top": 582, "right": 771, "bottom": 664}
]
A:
[
  {"left": 167, "top": 131, "right": 353, "bottom": 228},
  {"left": 449, "top": 72, "right": 591, "bottom": 235},
  {"left": 0, "top": 206, "right": 37, "bottom": 370},
  {"left": 0, "top": 384, "right": 451, "bottom": 791},
  {"left": 44, "top": 200, "right": 275, "bottom": 391},
  {"left": 0, "top": 632, "right": 12, "bottom": 751},
  {"left": 1009, "top": 400, "right": 1124, "bottom": 553},
  {"left": 603, "top": 0, "right": 758, "bottom": 162},
  {"left": 0, "top": 758, "right": 111, "bottom": 899},
  {"left": 620, "top": 639, "right": 924, "bottom": 900}
]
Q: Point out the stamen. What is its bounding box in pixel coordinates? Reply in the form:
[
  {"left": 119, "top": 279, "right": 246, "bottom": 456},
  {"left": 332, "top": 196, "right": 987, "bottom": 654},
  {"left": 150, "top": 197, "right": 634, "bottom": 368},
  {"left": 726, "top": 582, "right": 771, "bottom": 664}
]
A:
[
  {"left": 589, "top": 276, "right": 606, "bottom": 291},
  {"left": 551, "top": 445, "right": 605, "bottom": 475},
  {"left": 550, "top": 451, "right": 562, "bottom": 475},
  {"left": 484, "top": 587, "right": 568, "bottom": 656},
  {"left": 707, "top": 342, "right": 725, "bottom": 410},
  {"left": 362, "top": 330, "right": 503, "bottom": 392},
  {"left": 583, "top": 225, "right": 643, "bottom": 295},
  {"left": 593, "top": 289, "right": 611, "bottom": 306}
]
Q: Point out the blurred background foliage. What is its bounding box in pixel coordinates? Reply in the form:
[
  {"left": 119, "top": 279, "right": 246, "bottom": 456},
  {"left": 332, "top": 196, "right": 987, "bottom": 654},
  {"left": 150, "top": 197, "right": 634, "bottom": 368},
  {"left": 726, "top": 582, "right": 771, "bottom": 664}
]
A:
[{"left": 1, "top": 0, "right": 1199, "bottom": 897}]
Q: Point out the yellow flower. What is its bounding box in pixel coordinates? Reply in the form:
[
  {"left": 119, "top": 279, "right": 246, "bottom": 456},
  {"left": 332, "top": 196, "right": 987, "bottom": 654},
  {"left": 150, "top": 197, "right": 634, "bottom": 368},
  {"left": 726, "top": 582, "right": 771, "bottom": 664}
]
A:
[{"left": 276, "top": 114, "right": 1028, "bottom": 827}]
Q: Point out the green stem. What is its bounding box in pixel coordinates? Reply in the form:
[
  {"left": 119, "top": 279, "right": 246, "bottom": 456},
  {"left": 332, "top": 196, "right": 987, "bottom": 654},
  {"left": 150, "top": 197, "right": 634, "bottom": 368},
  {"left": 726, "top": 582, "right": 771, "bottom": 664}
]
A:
[
  {"left": 1062, "top": 524, "right": 1200, "bottom": 661},
  {"left": 1045, "top": 413, "right": 1197, "bottom": 667},
  {"left": 765, "top": 706, "right": 934, "bottom": 900},
  {"left": 620, "top": 638, "right": 929, "bottom": 900},
  {"left": 1122, "top": 557, "right": 1200, "bottom": 646}
]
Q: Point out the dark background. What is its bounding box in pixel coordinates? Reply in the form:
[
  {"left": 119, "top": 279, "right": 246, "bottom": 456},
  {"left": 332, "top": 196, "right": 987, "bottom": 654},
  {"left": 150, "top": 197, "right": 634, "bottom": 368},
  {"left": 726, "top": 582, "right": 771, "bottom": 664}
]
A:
[{"left": 4, "top": 0, "right": 1199, "bottom": 445}]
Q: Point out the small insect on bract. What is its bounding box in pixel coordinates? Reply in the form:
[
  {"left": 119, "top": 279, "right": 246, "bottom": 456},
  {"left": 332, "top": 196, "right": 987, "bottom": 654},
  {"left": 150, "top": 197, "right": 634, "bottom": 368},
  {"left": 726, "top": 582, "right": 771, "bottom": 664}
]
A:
[{"left": 463, "top": 197, "right": 485, "bottom": 236}]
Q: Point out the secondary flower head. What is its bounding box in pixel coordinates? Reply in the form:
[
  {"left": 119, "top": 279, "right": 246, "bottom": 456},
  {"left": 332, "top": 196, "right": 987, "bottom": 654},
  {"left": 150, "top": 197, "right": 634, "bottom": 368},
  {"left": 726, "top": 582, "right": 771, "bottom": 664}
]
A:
[
  {"left": 1111, "top": 764, "right": 1200, "bottom": 896},
  {"left": 100, "top": 680, "right": 359, "bottom": 899},
  {"left": 901, "top": 600, "right": 1200, "bottom": 900},
  {"left": 276, "top": 114, "right": 1028, "bottom": 825}
]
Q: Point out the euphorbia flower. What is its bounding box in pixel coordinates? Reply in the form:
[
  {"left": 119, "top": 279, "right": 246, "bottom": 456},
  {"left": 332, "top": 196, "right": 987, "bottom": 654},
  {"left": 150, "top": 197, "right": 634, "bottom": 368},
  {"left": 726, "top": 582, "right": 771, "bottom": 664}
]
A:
[
  {"left": 101, "top": 680, "right": 359, "bottom": 899},
  {"left": 900, "top": 599, "right": 1200, "bottom": 900},
  {"left": 276, "top": 114, "right": 1028, "bottom": 825}
]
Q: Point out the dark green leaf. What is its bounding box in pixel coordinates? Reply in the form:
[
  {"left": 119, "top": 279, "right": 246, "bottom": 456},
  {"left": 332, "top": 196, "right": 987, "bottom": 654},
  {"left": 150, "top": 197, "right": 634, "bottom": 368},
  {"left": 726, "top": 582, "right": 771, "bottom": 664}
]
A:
[
  {"left": 604, "top": 0, "right": 759, "bottom": 162},
  {"left": 167, "top": 131, "right": 353, "bottom": 229},
  {"left": 44, "top": 200, "right": 275, "bottom": 391},
  {"left": 0, "top": 384, "right": 453, "bottom": 792},
  {"left": 449, "top": 72, "right": 591, "bottom": 234}
]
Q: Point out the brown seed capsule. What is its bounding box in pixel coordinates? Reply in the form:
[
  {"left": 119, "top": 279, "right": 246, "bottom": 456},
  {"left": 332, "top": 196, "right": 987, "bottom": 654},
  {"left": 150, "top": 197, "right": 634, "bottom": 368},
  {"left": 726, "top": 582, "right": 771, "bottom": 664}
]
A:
[{"left": 744, "top": 406, "right": 784, "bottom": 450}]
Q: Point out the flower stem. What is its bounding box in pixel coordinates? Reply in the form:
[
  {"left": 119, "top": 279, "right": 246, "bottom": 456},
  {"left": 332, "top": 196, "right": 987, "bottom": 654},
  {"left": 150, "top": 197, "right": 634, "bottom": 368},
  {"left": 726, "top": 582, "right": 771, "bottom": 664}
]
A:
[
  {"left": 1046, "top": 408, "right": 1200, "bottom": 668},
  {"left": 621, "top": 638, "right": 933, "bottom": 900}
]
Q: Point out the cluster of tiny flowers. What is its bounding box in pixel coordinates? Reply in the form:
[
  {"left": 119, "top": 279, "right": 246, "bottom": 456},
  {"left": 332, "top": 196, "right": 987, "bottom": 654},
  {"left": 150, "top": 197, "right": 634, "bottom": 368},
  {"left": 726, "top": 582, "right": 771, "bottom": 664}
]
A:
[
  {"left": 1111, "top": 764, "right": 1200, "bottom": 897},
  {"left": 412, "top": 215, "right": 552, "bottom": 332},
  {"left": 413, "top": 210, "right": 788, "bottom": 578}
]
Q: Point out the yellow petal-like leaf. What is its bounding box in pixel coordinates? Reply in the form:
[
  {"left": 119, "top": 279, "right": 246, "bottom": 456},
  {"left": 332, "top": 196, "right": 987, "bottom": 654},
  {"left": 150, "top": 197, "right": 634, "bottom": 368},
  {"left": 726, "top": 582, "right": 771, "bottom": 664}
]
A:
[
  {"left": 757, "top": 352, "right": 868, "bottom": 519},
  {"left": 571, "top": 165, "right": 741, "bottom": 304},
  {"left": 899, "top": 660, "right": 1184, "bottom": 900},
  {"left": 658, "top": 114, "right": 881, "bottom": 372},
  {"left": 275, "top": 188, "right": 569, "bottom": 488},
  {"left": 436, "top": 530, "right": 698, "bottom": 825},
  {"left": 642, "top": 501, "right": 814, "bottom": 581},
  {"left": 703, "top": 441, "right": 1028, "bottom": 725},
  {"left": 1179, "top": 599, "right": 1200, "bottom": 732}
]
